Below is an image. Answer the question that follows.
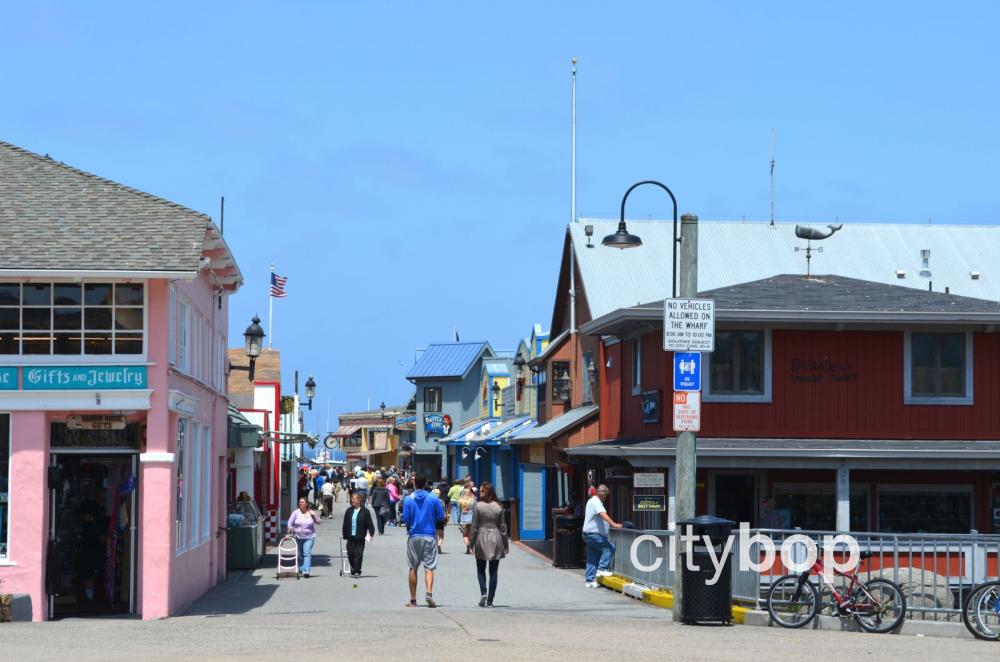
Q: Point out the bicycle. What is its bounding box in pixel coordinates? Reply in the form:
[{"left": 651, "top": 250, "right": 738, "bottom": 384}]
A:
[
  {"left": 962, "top": 580, "right": 1000, "bottom": 641},
  {"left": 766, "top": 550, "right": 906, "bottom": 633}
]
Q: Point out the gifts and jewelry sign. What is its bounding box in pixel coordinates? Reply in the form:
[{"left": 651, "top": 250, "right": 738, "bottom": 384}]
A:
[
  {"left": 22, "top": 366, "right": 147, "bottom": 390},
  {"left": 663, "top": 298, "right": 715, "bottom": 352}
]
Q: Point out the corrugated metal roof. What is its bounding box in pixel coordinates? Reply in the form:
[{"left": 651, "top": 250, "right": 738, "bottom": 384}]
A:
[
  {"left": 441, "top": 418, "right": 496, "bottom": 444},
  {"left": 406, "top": 341, "right": 493, "bottom": 379},
  {"left": 484, "top": 360, "right": 512, "bottom": 376},
  {"left": 509, "top": 405, "right": 598, "bottom": 444},
  {"left": 572, "top": 220, "right": 1000, "bottom": 320}
]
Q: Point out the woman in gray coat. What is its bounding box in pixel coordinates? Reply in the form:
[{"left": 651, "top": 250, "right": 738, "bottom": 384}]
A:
[{"left": 464, "top": 481, "right": 508, "bottom": 607}]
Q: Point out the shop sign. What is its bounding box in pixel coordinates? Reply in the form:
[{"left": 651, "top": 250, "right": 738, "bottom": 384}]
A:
[
  {"left": 394, "top": 414, "right": 417, "bottom": 431},
  {"left": 633, "top": 472, "right": 665, "bottom": 489},
  {"left": 67, "top": 414, "right": 127, "bottom": 430},
  {"left": 424, "top": 413, "right": 452, "bottom": 437},
  {"left": 672, "top": 391, "right": 701, "bottom": 432},
  {"left": 23, "top": 365, "right": 147, "bottom": 390},
  {"left": 641, "top": 390, "right": 661, "bottom": 423},
  {"left": 633, "top": 494, "right": 666, "bottom": 512},
  {"left": 0, "top": 367, "right": 16, "bottom": 390}
]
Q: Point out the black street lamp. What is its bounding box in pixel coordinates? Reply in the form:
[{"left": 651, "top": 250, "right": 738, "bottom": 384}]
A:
[
  {"left": 303, "top": 375, "right": 316, "bottom": 411},
  {"left": 235, "top": 315, "right": 265, "bottom": 381},
  {"left": 491, "top": 381, "right": 501, "bottom": 413},
  {"left": 380, "top": 401, "right": 386, "bottom": 419},
  {"left": 602, "top": 180, "right": 681, "bottom": 297},
  {"left": 513, "top": 355, "right": 526, "bottom": 380}
]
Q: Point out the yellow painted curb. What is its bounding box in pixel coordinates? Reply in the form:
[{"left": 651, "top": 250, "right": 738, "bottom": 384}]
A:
[{"left": 599, "top": 575, "right": 751, "bottom": 624}]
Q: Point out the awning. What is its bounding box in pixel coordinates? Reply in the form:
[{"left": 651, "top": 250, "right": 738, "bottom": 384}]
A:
[
  {"left": 563, "top": 436, "right": 1000, "bottom": 469},
  {"left": 227, "top": 403, "right": 261, "bottom": 448},
  {"left": 480, "top": 417, "right": 534, "bottom": 445},
  {"left": 331, "top": 424, "right": 361, "bottom": 437},
  {"left": 509, "top": 405, "right": 598, "bottom": 444},
  {"left": 440, "top": 418, "right": 497, "bottom": 445}
]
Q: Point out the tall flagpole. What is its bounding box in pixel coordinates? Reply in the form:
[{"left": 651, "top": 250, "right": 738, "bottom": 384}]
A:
[
  {"left": 571, "top": 57, "right": 577, "bottom": 224},
  {"left": 268, "top": 262, "right": 274, "bottom": 348}
]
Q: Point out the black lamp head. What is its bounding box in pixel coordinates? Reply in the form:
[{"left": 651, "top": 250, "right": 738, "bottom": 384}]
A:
[
  {"left": 304, "top": 375, "right": 316, "bottom": 399},
  {"left": 602, "top": 221, "right": 643, "bottom": 250},
  {"left": 244, "top": 315, "right": 265, "bottom": 358}
]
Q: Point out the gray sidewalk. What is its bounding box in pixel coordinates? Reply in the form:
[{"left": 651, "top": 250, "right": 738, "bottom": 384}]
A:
[{"left": 186, "top": 514, "right": 656, "bottom": 617}]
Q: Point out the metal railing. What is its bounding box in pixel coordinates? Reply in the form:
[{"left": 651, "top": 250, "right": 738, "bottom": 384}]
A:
[{"left": 609, "top": 527, "right": 1000, "bottom": 621}]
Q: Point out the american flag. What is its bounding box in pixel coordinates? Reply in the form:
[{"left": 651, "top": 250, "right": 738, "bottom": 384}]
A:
[{"left": 270, "top": 272, "right": 288, "bottom": 298}]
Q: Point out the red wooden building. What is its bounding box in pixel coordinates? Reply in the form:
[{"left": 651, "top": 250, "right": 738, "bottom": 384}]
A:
[{"left": 569, "top": 274, "right": 1000, "bottom": 534}]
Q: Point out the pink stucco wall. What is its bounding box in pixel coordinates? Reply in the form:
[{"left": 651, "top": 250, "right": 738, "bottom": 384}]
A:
[{"left": 0, "top": 272, "right": 231, "bottom": 621}]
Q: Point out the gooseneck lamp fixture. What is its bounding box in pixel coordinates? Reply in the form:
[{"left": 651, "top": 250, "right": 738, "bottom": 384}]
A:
[
  {"left": 602, "top": 180, "right": 681, "bottom": 297},
  {"left": 303, "top": 375, "right": 316, "bottom": 410},
  {"left": 242, "top": 315, "right": 265, "bottom": 381}
]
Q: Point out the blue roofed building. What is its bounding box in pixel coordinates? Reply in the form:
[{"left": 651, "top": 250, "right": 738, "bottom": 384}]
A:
[{"left": 406, "top": 341, "right": 494, "bottom": 480}]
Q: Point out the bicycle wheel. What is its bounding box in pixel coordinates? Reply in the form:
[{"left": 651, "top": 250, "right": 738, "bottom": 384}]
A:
[
  {"left": 853, "top": 578, "right": 906, "bottom": 633},
  {"left": 963, "top": 581, "right": 1000, "bottom": 641},
  {"left": 767, "top": 574, "right": 819, "bottom": 628}
]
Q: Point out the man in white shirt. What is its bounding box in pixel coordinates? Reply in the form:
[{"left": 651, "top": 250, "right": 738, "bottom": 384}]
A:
[{"left": 581, "top": 484, "right": 623, "bottom": 587}]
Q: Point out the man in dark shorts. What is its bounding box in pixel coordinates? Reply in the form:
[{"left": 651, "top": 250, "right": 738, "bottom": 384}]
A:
[{"left": 402, "top": 475, "right": 445, "bottom": 607}]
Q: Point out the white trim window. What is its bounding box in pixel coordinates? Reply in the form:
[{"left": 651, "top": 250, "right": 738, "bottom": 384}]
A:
[
  {"left": 904, "top": 331, "right": 973, "bottom": 405},
  {"left": 188, "top": 421, "right": 200, "bottom": 546},
  {"left": 631, "top": 338, "right": 642, "bottom": 395},
  {"left": 177, "top": 298, "right": 190, "bottom": 375},
  {"left": 0, "top": 413, "right": 10, "bottom": 559},
  {"left": 704, "top": 329, "right": 772, "bottom": 403},
  {"left": 0, "top": 282, "right": 145, "bottom": 360}
]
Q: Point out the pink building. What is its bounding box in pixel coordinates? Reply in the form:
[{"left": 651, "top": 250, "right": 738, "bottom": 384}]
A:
[{"left": 0, "top": 141, "right": 242, "bottom": 620}]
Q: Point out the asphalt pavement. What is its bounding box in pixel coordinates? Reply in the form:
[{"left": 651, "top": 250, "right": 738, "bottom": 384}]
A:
[{"left": 2, "top": 511, "right": 1000, "bottom": 660}]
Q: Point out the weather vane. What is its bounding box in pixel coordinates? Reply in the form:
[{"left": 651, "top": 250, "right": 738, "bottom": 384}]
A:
[{"left": 794, "top": 223, "right": 843, "bottom": 277}]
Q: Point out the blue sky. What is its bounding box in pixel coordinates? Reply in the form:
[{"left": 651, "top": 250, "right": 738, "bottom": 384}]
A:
[{"left": 3, "top": 2, "right": 998, "bottom": 431}]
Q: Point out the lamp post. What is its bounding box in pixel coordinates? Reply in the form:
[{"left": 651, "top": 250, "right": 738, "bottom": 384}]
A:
[
  {"left": 602, "top": 180, "right": 681, "bottom": 298},
  {"left": 602, "top": 180, "right": 697, "bottom": 623},
  {"left": 240, "top": 315, "right": 265, "bottom": 381},
  {"left": 491, "top": 381, "right": 501, "bottom": 415},
  {"left": 301, "top": 375, "right": 316, "bottom": 411},
  {"left": 380, "top": 401, "right": 386, "bottom": 419}
]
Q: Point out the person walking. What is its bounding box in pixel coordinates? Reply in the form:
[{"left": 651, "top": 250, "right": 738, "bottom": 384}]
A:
[
  {"left": 370, "top": 478, "right": 392, "bottom": 535},
  {"left": 582, "top": 484, "right": 623, "bottom": 588},
  {"left": 457, "top": 485, "right": 476, "bottom": 554},
  {"left": 431, "top": 483, "right": 450, "bottom": 553},
  {"left": 342, "top": 492, "right": 375, "bottom": 578},
  {"left": 355, "top": 470, "right": 370, "bottom": 503},
  {"left": 465, "top": 482, "right": 507, "bottom": 607},
  {"left": 321, "top": 477, "right": 336, "bottom": 519},
  {"left": 447, "top": 479, "right": 464, "bottom": 525},
  {"left": 402, "top": 476, "right": 445, "bottom": 608},
  {"left": 287, "top": 497, "right": 321, "bottom": 578},
  {"left": 386, "top": 476, "right": 400, "bottom": 526}
]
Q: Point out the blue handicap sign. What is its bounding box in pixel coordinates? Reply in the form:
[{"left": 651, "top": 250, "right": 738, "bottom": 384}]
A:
[{"left": 673, "top": 352, "right": 701, "bottom": 391}]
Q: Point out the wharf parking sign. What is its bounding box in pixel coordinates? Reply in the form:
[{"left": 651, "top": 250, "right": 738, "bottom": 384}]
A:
[{"left": 664, "top": 298, "right": 715, "bottom": 352}]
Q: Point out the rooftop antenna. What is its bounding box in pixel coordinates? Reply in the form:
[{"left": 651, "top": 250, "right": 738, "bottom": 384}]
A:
[
  {"left": 794, "top": 223, "right": 843, "bottom": 278},
  {"left": 220, "top": 195, "right": 225, "bottom": 234},
  {"left": 769, "top": 128, "right": 776, "bottom": 228}
]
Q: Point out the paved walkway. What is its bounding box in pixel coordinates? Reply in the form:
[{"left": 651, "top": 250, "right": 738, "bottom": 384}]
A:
[
  {"left": 4, "top": 514, "right": 1000, "bottom": 660},
  {"left": 186, "top": 517, "right": 655, "bottom": 617}
]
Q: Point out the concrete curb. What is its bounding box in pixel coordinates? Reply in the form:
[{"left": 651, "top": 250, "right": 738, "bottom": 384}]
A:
[
  {"left": 743, "top": 609, "right": 975, "bottom": 639},
  {"left": 597, "top": 575, "right": 750, "bottom": 624}
]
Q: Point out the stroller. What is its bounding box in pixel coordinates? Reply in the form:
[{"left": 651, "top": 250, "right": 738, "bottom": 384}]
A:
[{"left": 276, "top": 535, "right": 300, "bottom": 579}]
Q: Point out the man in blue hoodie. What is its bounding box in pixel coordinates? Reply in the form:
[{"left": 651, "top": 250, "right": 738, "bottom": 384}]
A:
[{"left": 402, "top": 475, "right": 445, "bottom": 607}]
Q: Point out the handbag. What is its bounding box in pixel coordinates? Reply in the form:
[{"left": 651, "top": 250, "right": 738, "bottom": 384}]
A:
[{"left": 380, "top": 505, "right": 392, "bottom": 517}]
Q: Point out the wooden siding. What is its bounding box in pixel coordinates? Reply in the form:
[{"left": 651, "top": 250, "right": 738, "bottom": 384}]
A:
[{"left": 614, "top": 328, "right": 1000, "bottom": 440}]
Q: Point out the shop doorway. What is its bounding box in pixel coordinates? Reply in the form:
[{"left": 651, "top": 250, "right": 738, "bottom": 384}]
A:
[
  {"left": 710, "top": 472, "right": 761, "bottom": 527},
  {"left": 48, "top": 453, "right": 138, "bottom": 619}
]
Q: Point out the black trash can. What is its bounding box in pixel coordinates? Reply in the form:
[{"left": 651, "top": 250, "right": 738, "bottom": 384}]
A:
[
  {"left": 553, "top": 515, "right": 584, "bottom": 568},
  {"left": 677, "top": 515, "right": 736, "bottom": 624}
]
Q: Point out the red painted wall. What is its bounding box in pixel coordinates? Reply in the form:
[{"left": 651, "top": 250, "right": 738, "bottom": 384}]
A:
[{"left": 614, "top": 329, "right": 1000, "bottom": 440}]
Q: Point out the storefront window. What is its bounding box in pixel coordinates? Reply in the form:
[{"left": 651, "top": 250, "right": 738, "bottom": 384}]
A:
[
  {"left": 878, "top": 486, "right": 971, "bottom": 533},
  {"left": 774, "top": 484, "right": 869, "bottom": 531},
  {"left": 0, "top": 282, "right": 144, "bottom": 356},
  {"left": 909, "top": 332, "right": 968, "bottom": 398},
  {"left": 0, "top": 414, "right": 9, "bottom": 558}
]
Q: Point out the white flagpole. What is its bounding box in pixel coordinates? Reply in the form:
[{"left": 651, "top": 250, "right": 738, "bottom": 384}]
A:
[
  {"left": 268, "top": 262, "right": 274, "bottom": 349},
  {"left": 571, "top": 57, "right": 577, "bottom": 224}
]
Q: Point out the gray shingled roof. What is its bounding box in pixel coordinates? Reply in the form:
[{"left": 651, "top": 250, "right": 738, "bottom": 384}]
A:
[
  {"left": 0, "top": 140, "right": 211, "bottom": 273},
  {"left": 668, "top": 275, "right": 1000, "bottom": 314}
]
